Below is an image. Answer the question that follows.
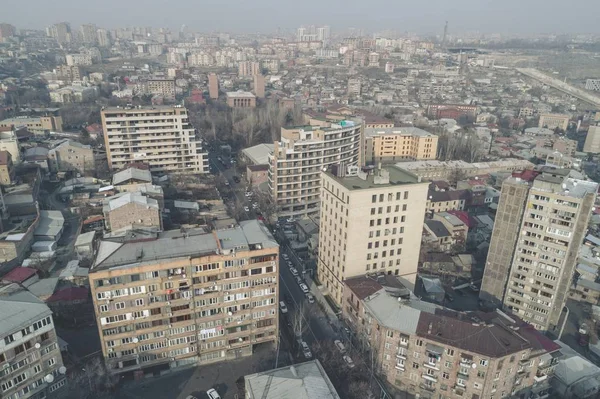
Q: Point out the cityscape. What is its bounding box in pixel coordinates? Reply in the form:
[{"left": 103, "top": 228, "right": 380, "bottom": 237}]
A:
[{"left": 0, "top": 9, "right": 600, "bottom": 399}]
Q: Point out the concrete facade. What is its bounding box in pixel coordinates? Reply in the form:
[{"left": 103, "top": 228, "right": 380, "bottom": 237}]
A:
[
  {"left": 48, "top": 140, "right": 94, "bottom": 173},
  {"left": 583, "top": 125, "right": 600, "bottom": 154},
  {"left": 364, "top": 127, "right": 438, "bottom": 165}
]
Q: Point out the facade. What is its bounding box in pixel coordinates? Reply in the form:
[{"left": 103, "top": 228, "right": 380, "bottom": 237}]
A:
[
  {"left": 89, "top": 221, "right": 279, "bottom": 377},
  {"left": 342, "top": 276, "right": 561, "bottom": 399},
  {"left": 238, "top": 61, "right": 260, "bottom": 77},
  {"left": 0, "top": 116, "right": 63, "bottom": 135},
  {"left": 398, "top": 159, "right": 533, "bottom": 181},
  {"left": 347, "top": 79, "right": 361, "bottom": 97},
  {"left": 0, "top": 129, "right": 21, "bottom": 162},
  {"left": 46, "top": 22, "right": 71, "bottom": 44},
  {"left": 538, "top": 114, "right": 569, "bottom": 131},
  {"left": 364, "top": 127, "right": 438, "bottom": 165},
  {"left": 146, "top": 79, "right": 176, "bottom": 99},
  {"left": 583, "top": 125, "right": 600, "bottom": 154},
  {"left": 48, "top": 140, "right": 94, "bottom": 173},
  {"left": 208, "top": 73, "right": 219, "bottom": 99},
  {"left": 253, "top": 75, "right": 265, "bottom": 99},
  {"left": 55, "top": 65, "right": 82, "bottom": 82},
  {"left": 480, "top": 168, "right": 597, "bottom": 332},
  {"left": 103, "top": 193, "right": 162, "bottom": 232},
  {"left": 65, "top": 53, "right": 93, "bottom": 66},
  {"left": 226, "top": 91, "right": 256, "bottom": 108},
  {"left": 101, "top": 106, "right": 208, "bottom": 173},
  {"left": 269, "top": 118, "right": 362, "bottom": 219},
  {"left": 426, "top": 104, "right": 478, "bottom": 121},
  {"left": 0, "top": 283, "right": 67, "bottom": 398},
  {"left": 0, "top": 150, "right": 15, "bottom": 185},
  {"left": 318, "top": 165, "right": 428, "bottom": 306}
]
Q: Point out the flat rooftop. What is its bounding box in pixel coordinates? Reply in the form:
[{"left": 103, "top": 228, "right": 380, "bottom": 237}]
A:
[
  {"left": 365, "top": 126, "right": 435, "bottom": 138},
  {"left": 325, "top": 165, "right": 422, "bottom": 191},
  {"left": 93, "top": 220, "right": 277, "bottom": 271},
  {"left": 226, "top": 91, "right": 256, "bottom": 99}
]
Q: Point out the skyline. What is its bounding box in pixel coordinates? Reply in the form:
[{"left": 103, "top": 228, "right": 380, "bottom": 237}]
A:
[{"left": 2, "top": 0, "right": 600, "bottom": 36}]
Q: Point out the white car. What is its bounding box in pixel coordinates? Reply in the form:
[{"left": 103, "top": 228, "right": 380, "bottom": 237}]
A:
[
  {"left": 306, "top": 293, "right": 315, "bottom": 303},
  {"left": 206, "top": 389, "right": 221, "bottom": 399},
  {"left": 301, "top": 341, "right": 312, "bottom": 358},
  {"left": 290, "top": 268, "right": 299, "bottom": 276},
  {"left": 343, "top": 355, "right": 356, "bottom": 368},
  {"left": 334, "top": 340, "right": 346, "bottom": 353},
  {"left": 279, "top": 301, "right": 288, "bottom": 314},
  {"left": 282, "top": 253, "right": 289, "bottom": 260},
  {"left": 243, "top": 206, "right": 249, "bottom": 212},
  {"left": 299, "top": 283, "right": 309, "bottom": 293}
]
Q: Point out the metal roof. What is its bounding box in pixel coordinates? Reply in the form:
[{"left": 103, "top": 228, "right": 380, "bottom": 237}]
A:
[
  {"left": 0, "top": 283, "right": 52, "bottom": 338},
  {"left": 112, "top": 167, "right": 152, "bottom": 186},
  {"left": 245, "top": 360, "right": 340, "bottom": 399}
]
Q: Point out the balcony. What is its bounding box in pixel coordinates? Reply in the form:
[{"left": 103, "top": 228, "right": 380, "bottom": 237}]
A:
[
  {"left": 422, "top": 373, "right": 437, "bottom": 382},
  {"left": 534, "top": 373, "right": 548, "bottom": 383},
  {"left": 395, "top": 363, "right": 405, "bottom": 371},
  {"left": 419, "top": 383, "right": 436, "bottom": 392},
  {"left": 396, "top": 352, "right": 407, "bottom": 360}
]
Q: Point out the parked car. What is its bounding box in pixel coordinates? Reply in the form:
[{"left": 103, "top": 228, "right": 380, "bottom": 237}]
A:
[
  {"left": 295, "top": 276, "right": 303, "bottom": 285},
  {"left": 290, "top": 268, "right": 299, "bottom": 276},
  {"left": 334, "top": 340, "right": 346, "bottom": 353},
  {"left": 306, "top": 293, "right": 315, "bottom": 303},
  {"left": 282, "top": 253, "right": 289, "bottom": 260},
  {"left": 343, "top": 355, "right": 355, "bottom": 368},
  {"left": 232, "top": 176, "right": 240, "bottom": 183},
  {"left": 469, "top": 284, "right": 480, "bottom": 292},
  {"left": 301, "top": 341, "right": 312, "bottom": 358},
  {"left": 206, "top": 389, "right": 221, "bottom": 399},
  {"left": 279, "top": 301, "right": 288, "bottom": 314},
  {"left": 299, "top": 283, "right": 309, "bottom": 293}
]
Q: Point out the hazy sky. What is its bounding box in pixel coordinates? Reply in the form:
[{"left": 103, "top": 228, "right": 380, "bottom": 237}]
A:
[{"left": 4, "top": 0, "right": 600, "bottom": 35}]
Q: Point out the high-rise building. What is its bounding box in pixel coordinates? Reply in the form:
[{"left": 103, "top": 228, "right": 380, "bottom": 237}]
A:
[
  {"left": 89, "top": 221, "right": 279, "bottom": 376},
  {"left": 46, "top": 22, "right": 71, "bottom": 44},
  {"left": 101, "top": 105, "right": 208, "bottom": 174},
  {"left": 269, "top": 118, "right": 363, "bottom": 219},
  {"left": 253, "top": 74, "right": 265, "bottom": 98},
  {"left": 347, "top": 78, "right": 361, "bottom": 97},
  {"left": 583, "top": 125, "right": 600, "bottom": 154},
  {"left": 79, "top": 23, "right": 97, "bottom": 44},
  {"left": 0, "top": 23, "right": 16, "bottom": 41},
  {"left": 208, "top": 73, "right": 219, "bottom": 100},
  {"left": 480, "top": 168, "right": 597, "bottom": 332},
  {"left": 55, "top": 65, "right": 81, "bottom": 82},
  {"left": 318, "top": 165, "right": 428, "bottom": 305},
  {"left": 0, "top": 283, "right": 68, "bottom": 397},
  {"left": 96, "top": 29, "right": 111, "bottom": 47},
  {"left": 363, "top": 127, "right": 438, "bottom": 165},
  {"left": 238, "top": 61, "right": 260, "bottom": 77}
]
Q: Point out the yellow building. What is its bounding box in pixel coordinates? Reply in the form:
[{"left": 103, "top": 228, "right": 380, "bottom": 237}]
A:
[{"left": 364, "top": 127, "right": 438, "bottom": 165}]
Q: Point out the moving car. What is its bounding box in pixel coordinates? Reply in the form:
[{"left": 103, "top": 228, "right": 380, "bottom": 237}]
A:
[
  {"left": 207, "top": 389, "right": 221, "bottom": 399},
  {"left": 301, "top": 341, "right": 312, "bottom": 358},
  {"left": 299, "top": 283, "right": 309, "bottom": 294},
  {"left": 334, "top": 340, "right": 346, "bottom": 353},
  {"left": 343, "top": 355, "right": 356, "bottom": 368},
  {"left": 306, "top": 293, "right": 315, "bottom": 303},
  {"left": 279, "top": 301, "right": 288, "bottom": 314}
]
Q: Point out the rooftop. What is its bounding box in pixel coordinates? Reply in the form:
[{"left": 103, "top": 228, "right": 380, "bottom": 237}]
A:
[
  {"left": 104, "top": 192, "right": 159, "bottom": 212},
  {"left": 244, "top": 360, "right": 340, "bottom": 399},
  {"left": 242, "top": 143, "right": 274, "bottom": 165},
  {"left": 2, "top": 267, "right": 37, "bottom": 283},
  {"left": 424, "top": 220, "right": 451, "bottom": 238},
  {"left": 325, "top": 165, "right": 423, "bottom": 191},
  {"left": 93, "top": 220, "right": 277, "bottom": 271},
  {"left": 226, "top": 90, "right": 256, "bottom": 99},
  {"left": 112, "top": 167, "right": 152, "bottom": 186},
  {"left": 365, "top": 127, "right": 435, "bottom": 138},
  {"left": 0, "top": 283, "right": 52, "bottom": 338}
]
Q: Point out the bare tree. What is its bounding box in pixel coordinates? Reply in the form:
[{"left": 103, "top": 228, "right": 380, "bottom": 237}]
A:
[
  {"left": 67, "top": 357, "right": 117, "bottom": 399},
  {"left": 290, "top": 303, "right": 309, "bottom": 340}
]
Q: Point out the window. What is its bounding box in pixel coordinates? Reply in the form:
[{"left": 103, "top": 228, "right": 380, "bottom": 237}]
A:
[
  {"left": 442, "top": 372, "right": 449, "bottom": 379},
  {"left": 404, "top": 192, "right": 409, "bottom": 200},
  {"left": 445, "top": 361, "right": 452, "bottom": 368},
  {"left": 480, "top": 359, "right": 488, "bottom": 366},
  {"left": 48, "top": 358, "right": 56, "bottom": 366},
  {"left": 477, "top": 370, "right": 486, "bottom": 378},
  {"left": 416, "top": 339, "right": 423, "bottom": 346},
  {"left": 100, "top": 304, "right": 109, "bottom": 312},
  {"left": 446, "top": 349, "right": 455, "bottom": 356},
  {"left": 402, "top": 204, "right": 407, "bottom": 211},
  {"left": 135, "top": 298, "right": 144, "bottom": 306},
  {"left": 4, "top": 335, "right": 14, "bottom": 345},
  {"left": 412, "top": 362, "right": 419, "bottom": 369},
  {"left": 372, "top": 195, "right": 377, "bottom": 203},
  {"left": 474, "top": 382, "right": 482, "bottom": 390},
  {"left": 115, "top": 302, "right": 125, "bottom": 310}
]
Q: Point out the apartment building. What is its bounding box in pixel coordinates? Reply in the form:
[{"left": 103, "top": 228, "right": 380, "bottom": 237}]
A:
[
  {"left": 0, "top": 283, "right": 67, "bottom": 399},
  {"left": 208, "top": 73, "right": 219, "bottom": 100},
  {"left": 101, "top": 105, "right": 208, "bottom": 173},
  {"left": 538, "top": 114, "right": 569, "bottom": 131},
  {"left": 583, "top": 125, "right": 600, "bottom": 154},
  {"left": 226, "top": 91, "right": 256, "bottom": 108},
  {"left": 89, "top": 221, "right": 279, "bottom": 377},
  {"left": 238, "top": 61, "right": 260, "bottom": 77},
  {"left": 343, "top": 275, "right": 561, "bottom": 399},
  {"left": 399, "top": 159, "right": 534, "bottom": 181},
  {"left": 146, "top": 79, "right": 176, "bottom": 100},
  {"left": 269, "top": 118, "right": 362, "bottom": 219},
  {"left": 55, "top": 65, "right": 81, "bottom": 82},
  {"left": 317, "top": 164, "right": 428, "bottom": 306},
  {"left": 426, "top": 104, "right": 478, "bottom": 121},
  {"left": 48, "top": 139, "right": 94, "bottom": 173},
  {"left": 480, "top": 167, "right": 597, "bottom": 332},
  {"left": 347, "top": 79, "right": 361, "bottom": 97},
  {"left": 103, "top": 193, "right": 162, "bottom": 232},
  {"left": 65, "top": 53, "right": 92, "bottom": 67},
  {"left": 364, "top": 127, "right": 438, "bottom": 165},
  {"left": 253, "top": 75, "right": 265, "bottom": 99}
]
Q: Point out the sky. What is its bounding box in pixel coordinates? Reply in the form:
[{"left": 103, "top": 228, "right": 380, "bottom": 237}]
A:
[{"left": 3, "top": 0, "right": 600, "bottom": 35}]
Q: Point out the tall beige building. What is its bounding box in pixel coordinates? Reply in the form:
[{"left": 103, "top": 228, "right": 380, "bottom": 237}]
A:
[
  {"left": 101, "top": 105, "right": 208, "bottom": 173},
  {"left": 364, "top": 127, "right": 438, "bottom": 165},
  {"left": 583, "top": 125, "right": 600, "bottom": 154},
  {"left": 89, "top": 221, "right": 279, "bottom": 376},
  {"left": 253, "top": 74, "right": 265, "bottom": 98},
  {"left": 238, "top": 61, "right": 260, "bottom": 77},
  {"left": 269, "top": 118, "right": 362, "bottom": 219},
  {"left": 79, "top": 23, "right": 98, "bottom": 44},
  {"left": 208, "top": 73, "right": 219, "bottom": 99},
  {"left": 46, "top": 22, "right": 71, "bottom": 44},
  {"left": 318, "top": 165, "right": 429, "bottom": 306},
  {"left": 480, "top": 167, "right": 597, "bottom": 332}
]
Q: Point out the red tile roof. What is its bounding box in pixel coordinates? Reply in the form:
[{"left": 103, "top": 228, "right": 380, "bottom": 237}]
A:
[
  {"left": 47, "top": 287, "right": 89, "bottom": 303},
  {"left": 3, "top": 267, "right": 37, "bottom": 283}
]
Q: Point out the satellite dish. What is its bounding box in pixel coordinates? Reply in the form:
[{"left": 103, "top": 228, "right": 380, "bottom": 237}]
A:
[
  {"left": 44, "top": 374, "right": 55, "bottom": 383},
  {"left": 59, "top": 366, "right": 67, "bottom": 375},
  {"left": 471, "top": 363, "right": 477, "bottom": 369},
  {"left": 228, "top": 311, "right": 233, "bottom": 316},
  {"left": 34, "top": 343, "right": 41, "bottom": 349},
  {"left": 132, "top": 338, "right": 139, "bottom": 343}
]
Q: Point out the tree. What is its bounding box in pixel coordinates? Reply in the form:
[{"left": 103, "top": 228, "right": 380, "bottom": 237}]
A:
[
  {"left": 67, "top": 357, "right": 117, "bottom": 399},
  {"left": 291, "top": 304, "right": 309, "bottom": 341}
]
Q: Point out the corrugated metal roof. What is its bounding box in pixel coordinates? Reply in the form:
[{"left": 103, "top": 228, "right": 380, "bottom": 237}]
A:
[{"left": 0, "top": 283, "right": 52, "bottom": 337}]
